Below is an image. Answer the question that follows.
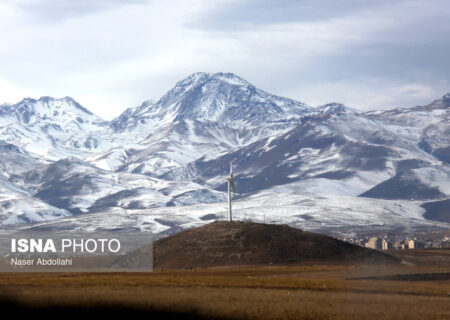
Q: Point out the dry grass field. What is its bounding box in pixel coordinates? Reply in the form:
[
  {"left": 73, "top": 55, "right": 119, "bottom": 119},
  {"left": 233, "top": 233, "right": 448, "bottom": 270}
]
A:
[{"left": 0, "top": 251, "right": 449, "bottom": 320}]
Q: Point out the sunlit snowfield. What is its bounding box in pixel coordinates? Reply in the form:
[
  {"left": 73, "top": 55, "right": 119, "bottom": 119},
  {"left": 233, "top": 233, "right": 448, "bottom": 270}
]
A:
[{"left": 6, "top": 191, "right": 446, "bottom": 237}]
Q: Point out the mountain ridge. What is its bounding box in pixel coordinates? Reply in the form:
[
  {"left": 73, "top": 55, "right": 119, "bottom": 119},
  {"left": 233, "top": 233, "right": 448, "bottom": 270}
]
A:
[{"left": 0, "top": 73, "right": 449, "bottom": 234}]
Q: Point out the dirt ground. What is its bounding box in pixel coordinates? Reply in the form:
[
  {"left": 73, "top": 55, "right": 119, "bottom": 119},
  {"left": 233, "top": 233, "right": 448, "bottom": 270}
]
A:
[{"left": 0, "top": 250, "right": 449, "bottom": 319}]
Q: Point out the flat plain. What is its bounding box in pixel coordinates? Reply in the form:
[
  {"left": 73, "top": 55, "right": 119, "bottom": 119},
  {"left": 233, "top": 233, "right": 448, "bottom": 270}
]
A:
[{"left": 0, "top": 249, "right": 449, "bottom": 319}]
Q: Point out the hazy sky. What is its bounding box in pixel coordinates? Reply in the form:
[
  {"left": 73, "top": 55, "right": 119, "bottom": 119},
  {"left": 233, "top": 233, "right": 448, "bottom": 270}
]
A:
[{"left": 1, "top": 0, "right": 449, "bottom": 119}]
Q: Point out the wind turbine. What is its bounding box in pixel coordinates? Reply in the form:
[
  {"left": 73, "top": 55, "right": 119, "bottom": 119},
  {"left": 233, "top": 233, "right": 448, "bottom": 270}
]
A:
[{"left": 225, "top": 161, "right": 235, "bottom": 221}]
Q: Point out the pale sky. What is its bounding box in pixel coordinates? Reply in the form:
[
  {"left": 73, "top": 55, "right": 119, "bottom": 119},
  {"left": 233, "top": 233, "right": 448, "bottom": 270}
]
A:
[{"left": 1, "top": 0, "right": 449, "bottom": 120}]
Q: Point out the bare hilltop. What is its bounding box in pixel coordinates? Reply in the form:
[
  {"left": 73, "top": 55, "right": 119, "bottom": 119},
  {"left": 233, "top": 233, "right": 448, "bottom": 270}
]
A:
[{"left": 147, "top": 221, "right": 399, "bottom": 269}]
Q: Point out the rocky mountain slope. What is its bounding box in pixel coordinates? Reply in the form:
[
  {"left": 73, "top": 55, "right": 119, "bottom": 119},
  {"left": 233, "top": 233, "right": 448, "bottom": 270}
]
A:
[
  {"left": 0, "top": 72, "right": 448, "bottom": 233},
  {"left": 166, "top": 98, "right": 449, "bottom": 201}
]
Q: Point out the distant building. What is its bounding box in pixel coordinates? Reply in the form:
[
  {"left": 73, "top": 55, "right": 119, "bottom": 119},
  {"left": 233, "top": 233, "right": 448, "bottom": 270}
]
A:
[
  {"left": 432, "top": 242, "right": 441, "bottom": 248},
  {"left": 408, "top": 240, "right": 424, "bottom": 249},
  {"left": 392, "top": 241, "right": 403, "bottom": 249},
  {"left": 441, "top": 241, "right": 450, "bottom": 249},
  {"left": 381, "top": 239, "right": 391, "bottom": 250},
  {"left": 356, "top": 239, "right": 367, "bottom": 247},
  {"left": 365, "top": 237, "right": 382, "bottom": 249}
]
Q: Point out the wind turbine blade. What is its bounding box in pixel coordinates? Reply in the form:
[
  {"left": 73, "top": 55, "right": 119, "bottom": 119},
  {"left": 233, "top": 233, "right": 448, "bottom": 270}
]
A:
[
  {"left": 231, "top": 179, "right": 236, "bottom": 195},
  {"left": 230, "top": 161, "right": 233, "bottom": 175}
]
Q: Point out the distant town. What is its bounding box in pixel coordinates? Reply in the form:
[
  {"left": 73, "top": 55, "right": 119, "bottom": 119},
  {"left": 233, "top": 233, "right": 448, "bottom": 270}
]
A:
[{"left": 336, "top": 230, "right": 450, "bottom": 250}]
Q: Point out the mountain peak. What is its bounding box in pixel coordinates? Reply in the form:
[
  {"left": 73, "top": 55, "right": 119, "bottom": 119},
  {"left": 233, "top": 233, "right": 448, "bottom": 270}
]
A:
[
  {"left": 0, "top": 95, "right": 106, "bottom": 134},
  {"left": 111, "top": 72, "right": 312, "bottom": 132},
  {"left": 316, "top": 103, "right": 356, "bottom": 114},
  {"left": 162, "top": 72, "right": 310, "bottom": 122},
  {"left": 182, "top": 72, "right": 250, "bottom": 85},
  {"left": 16, "top": 96, "right": 96, "bottom": 116},
  {"left": 29, "top": 96, "right": 95, "bottom": 116},
  {"left": 423, "top": 93, "right": 450, "bottom": 110},
  {"left": 168, "top": 72, "right": 253, "bottom": 98}
]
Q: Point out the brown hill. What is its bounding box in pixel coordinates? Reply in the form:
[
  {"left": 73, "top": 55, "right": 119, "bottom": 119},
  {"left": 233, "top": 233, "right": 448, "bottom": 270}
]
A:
[{"left": 146, "top": 221, "right": 398, "bottom": 269}]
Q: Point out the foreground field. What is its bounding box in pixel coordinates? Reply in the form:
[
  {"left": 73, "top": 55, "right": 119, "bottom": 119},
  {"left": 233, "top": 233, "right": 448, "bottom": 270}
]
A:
[{"left": 1, "top": 251, "right": 450, "bottom": 320}]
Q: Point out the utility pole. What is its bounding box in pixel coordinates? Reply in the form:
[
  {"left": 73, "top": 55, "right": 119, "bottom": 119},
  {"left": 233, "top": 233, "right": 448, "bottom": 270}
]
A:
[{"left": 225, "top": 162, "right": 235, "bottom": 222}]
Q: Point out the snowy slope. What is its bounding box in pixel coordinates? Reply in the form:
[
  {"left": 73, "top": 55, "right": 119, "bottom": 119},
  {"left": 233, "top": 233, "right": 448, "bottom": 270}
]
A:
[
  {"left": 0, "top": 73, "right": 448, "bottom": 229},
  {"left": 101, "top": 72, "right": 313, "bottom": 174},
  {"left": 19, "top": 157, "right": 225, "bottom": 216},
  {"left": 165, "top": 105, "right": 449, "bottom": 200},
  {"left": 7, "top": 191, "right": 447, "bottom": 236},
  {"left": 110, "top": 72, "right": 312, "bottom": 134},
  {"left": 0, "top": 174, "right": 71, "bottom": 225},
  {"left": 0, "top": 96, "right": 108, "bottom": 159},
  {"left": 0, "top": 141, "right": 49, "bottom": 179},
  {"left": 0, "top": 142, "right": 70, "bottom": 224},
  {"left": 371, "top": 94, "right": 450, "bottom": 164}
]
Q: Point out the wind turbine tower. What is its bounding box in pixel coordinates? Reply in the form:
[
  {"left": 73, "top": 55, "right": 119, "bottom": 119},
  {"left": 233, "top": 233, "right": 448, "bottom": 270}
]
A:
[{"left": 225, "top": 162, "right": 236, "bottom": 221}]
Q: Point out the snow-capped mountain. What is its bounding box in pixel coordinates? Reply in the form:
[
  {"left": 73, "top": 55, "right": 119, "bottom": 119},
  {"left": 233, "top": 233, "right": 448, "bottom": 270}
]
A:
[
  {"left": 0, "top": 141, "right": 49, "bottom": 179},
  {"left": 24, "top": 157, "right": 224, "bottom": 213},
  {"left": 0, "top": 72, "right": 448, "bottom": 235},
  {"left": 103, "top": 72, "right": 313, "bottom": 175},
  {"left": 0, "top": 96, "right": 108, "bottom": 159},
  {"left": 0, "top": 176, "right": 70, "bottom": 225},
  {"left": 0, "top": 143, "right": 70, "bottom": 224},
  {"left": 110, "top": 72, "right": 312, "bottom": 133},
  {"left": 165, "top": 106, "right": 449, "bottom": 200},
  {"left": 371, "top": 94, "right": 450, "bottom": 164}
]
